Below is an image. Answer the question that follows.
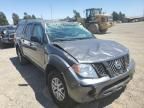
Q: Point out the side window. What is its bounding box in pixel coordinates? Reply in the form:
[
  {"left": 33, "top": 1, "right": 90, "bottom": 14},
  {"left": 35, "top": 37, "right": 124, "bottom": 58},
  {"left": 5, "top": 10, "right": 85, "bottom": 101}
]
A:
[
  {"left": 32, "top": 24, "right": 43, "bottom": 41},
  {"left": 24, "top": 24, "right": 33, "bottom": 40}
]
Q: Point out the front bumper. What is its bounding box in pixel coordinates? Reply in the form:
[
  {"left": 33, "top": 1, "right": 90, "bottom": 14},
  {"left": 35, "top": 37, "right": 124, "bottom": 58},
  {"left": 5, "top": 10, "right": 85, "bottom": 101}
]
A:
[
  {"left": 65, "top": 59, "right": 135, "bottom": 103},
  {"left": 0, "top": 38, "right": 14, "bottom": 44}
]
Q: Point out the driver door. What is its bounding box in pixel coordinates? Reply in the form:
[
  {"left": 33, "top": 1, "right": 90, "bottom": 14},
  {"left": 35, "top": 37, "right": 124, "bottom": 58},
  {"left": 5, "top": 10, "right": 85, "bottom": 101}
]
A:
[{"left": 30, "top": 23, "right": 45, "bottom": 68}]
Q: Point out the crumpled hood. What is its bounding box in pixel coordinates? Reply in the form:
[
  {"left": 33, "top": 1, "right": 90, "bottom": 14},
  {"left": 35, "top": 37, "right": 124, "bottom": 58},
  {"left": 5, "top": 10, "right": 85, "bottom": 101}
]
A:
[{"left": 53, "top": 39, "right": 129, "bottom": 63}]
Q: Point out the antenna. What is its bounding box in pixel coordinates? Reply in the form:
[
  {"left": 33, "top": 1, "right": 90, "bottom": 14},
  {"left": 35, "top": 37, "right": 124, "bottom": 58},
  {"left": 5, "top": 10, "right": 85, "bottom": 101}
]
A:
[
  {"left": 143, "top": 9, "right": 144, "bottom": 17},
  {"left": 50, "top": 4, "right": 53, "bottom": 20}
]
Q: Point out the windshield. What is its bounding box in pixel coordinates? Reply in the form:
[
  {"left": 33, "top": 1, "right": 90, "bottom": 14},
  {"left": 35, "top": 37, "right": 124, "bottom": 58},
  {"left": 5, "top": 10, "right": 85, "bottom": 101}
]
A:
[{"left": 46, "top": 23, "right": 94, "bottom": 42}]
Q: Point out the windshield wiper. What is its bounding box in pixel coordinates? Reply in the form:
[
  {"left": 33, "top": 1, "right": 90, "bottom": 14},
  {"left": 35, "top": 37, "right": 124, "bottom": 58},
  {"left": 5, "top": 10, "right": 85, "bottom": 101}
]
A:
[
  {"left": 52, "top": 39, "right": 66, "bottom": 42},
  {"left": 52, "top": 37, "right": 94, "bottom": 42},
  {"left": 52, "top": 38, "right": 74, "bottom": 42},
  {"left": 69, "top": 37, "right": 94, "bottom": 40}
]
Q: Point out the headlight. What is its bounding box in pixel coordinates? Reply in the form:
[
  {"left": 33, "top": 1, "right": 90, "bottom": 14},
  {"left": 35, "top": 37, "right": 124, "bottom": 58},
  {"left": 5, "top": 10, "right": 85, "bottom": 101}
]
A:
[
  {"left": 3, "top": 30, "right": 8, "bottom": 35},
  {"left": 72, "top": 64, "right": 98, "bottom": 78}
]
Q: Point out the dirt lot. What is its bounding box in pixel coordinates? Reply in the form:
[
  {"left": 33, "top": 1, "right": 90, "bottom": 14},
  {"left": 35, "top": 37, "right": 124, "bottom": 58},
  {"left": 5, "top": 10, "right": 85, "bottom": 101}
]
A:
[{"left": 0, "top": 22, "right": 144, "bottom": 108}]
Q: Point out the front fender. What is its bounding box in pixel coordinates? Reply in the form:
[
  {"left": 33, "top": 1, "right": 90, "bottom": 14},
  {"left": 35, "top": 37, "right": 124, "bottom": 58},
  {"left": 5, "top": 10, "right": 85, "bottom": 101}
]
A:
[
  {"left": 46, "top": 54, "right": 80, "bottom": 88},
  {"left": 48, "top": 54, "right": 70, "bottom": 71}
]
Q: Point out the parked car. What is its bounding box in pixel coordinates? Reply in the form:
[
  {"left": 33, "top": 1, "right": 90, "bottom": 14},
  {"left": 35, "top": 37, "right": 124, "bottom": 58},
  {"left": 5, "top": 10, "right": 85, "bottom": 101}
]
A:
[
  {"left": 15, "top": 19, "right": 135, "bottom": 108},
  {"left": 0, "top": 25, "right": 16, "bottom": 47},
  {"left": 0, "top": 26, "right": 4, "bottom": 39}
]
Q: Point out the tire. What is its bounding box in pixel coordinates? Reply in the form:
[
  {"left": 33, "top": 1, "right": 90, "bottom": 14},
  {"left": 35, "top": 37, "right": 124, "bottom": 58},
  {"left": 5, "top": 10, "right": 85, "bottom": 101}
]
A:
[
  {"left": 87, "top": 24, "right": 99, "bottom": 34},
  {"left": 99, "top": 29, "right": 107, "bottom": 34},
  {"left": 11, "top": 43, "right": 15, "bottom": 48},
  {"left": 0, "top": 42, "right": 5, "bottom": 48},
  {"left": 17, "top": 48, "right": 28, "bottom": 65},
  {"left": 48, "top": 70, "right": 77, "bottom": 108}
]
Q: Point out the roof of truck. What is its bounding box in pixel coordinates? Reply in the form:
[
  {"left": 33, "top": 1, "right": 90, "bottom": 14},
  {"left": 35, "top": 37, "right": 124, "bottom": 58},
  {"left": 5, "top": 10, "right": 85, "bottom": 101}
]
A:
[{"left": 18, "top": 19, "right": 80, "bottom": 25}]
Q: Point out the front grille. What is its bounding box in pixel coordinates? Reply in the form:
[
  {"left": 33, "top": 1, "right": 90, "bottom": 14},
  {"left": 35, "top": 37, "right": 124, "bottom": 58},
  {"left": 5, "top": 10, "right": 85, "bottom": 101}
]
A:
[
  {"left": 108, "top": 56, "right": 127, "bottom": 77},
  {"left": 124, "top": 54, "right": 129, "bottom": 67},
  {"left": 9, "top": 34, "right": 14, "bottom": 38},
  {"left": 93, "top": 55, "right": 129, "bottom": 78},
  {"left": 93, "top": 64, "right": 107, "bottom": 77}
]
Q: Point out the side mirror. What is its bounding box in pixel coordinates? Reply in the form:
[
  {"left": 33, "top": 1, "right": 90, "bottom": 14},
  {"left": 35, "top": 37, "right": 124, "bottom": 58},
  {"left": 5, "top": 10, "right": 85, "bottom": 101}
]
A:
[{"left": 31, "top": 36, "right": 41, "bottom": 43}]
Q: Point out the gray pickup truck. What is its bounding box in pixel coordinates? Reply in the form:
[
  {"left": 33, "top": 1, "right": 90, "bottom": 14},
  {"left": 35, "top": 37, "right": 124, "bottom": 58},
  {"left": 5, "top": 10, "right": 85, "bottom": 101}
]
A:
[{"left": 15, "top": 19, "right": 135, "bottom": 108}]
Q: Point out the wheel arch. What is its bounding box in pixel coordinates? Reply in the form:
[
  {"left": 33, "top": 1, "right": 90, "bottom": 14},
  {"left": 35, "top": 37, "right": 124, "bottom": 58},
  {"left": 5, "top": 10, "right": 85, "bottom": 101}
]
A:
[{"left": 45, "top": 54, "right": 71, "bottom": 85}]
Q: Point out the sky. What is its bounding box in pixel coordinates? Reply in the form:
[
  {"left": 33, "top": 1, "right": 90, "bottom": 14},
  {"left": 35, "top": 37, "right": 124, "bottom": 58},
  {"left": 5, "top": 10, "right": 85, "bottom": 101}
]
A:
[{"left": 0, "top": 0, "right": 144, "bottom": 24}]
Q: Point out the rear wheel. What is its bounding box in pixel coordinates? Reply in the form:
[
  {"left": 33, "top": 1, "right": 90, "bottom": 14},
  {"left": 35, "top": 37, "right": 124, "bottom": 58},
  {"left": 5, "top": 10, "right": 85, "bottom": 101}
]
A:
[
  {"left": 0, "top": 42, "right": 5, "bottom": 48},
  {"left": 48, "top": 70, "right": 77, "bottom": 108}
]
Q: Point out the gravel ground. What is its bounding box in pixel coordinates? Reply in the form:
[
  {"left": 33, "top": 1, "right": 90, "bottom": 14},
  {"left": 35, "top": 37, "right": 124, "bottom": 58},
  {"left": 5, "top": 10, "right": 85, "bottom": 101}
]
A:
[{"left": 0, "top": 22, "right": 144, "bottom": 108}]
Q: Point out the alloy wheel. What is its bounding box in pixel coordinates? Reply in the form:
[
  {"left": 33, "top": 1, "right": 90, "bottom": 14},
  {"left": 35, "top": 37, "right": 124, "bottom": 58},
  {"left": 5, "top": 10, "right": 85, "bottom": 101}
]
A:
[{"left": 51, "top": 77, "right": 65, "bottom": 101}]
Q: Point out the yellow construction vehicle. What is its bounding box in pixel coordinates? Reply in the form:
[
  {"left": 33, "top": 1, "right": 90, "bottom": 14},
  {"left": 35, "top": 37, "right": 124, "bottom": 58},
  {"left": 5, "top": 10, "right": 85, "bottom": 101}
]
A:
[{"left": 76, "top": 8, "right": 113, "bottom": 34}]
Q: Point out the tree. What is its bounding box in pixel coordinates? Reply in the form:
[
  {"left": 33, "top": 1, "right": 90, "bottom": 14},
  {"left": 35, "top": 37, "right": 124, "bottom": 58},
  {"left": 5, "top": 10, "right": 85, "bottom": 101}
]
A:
[
  {"left": 32, "top": 14, "right": 36, "bottom": 19},
  {"left": 73, "top": 10, "right": 81, "bottom": 20},
  {"left": 23, "top": 13, "right": 37, "bottom": 19},
  {"left": 119, "top": 12, "right": 125, "bottom": 22},
  {"left": 60, "top": 16, "right": 73, "bottom": 21},
  {"left": 12, "top": 13, "right": 19, "bottom": 25},
  {"left": 112, "top": 11, "right": 119, "bottom": 21},
  {"left": 0, "top": 12, "right": 9, "bottom": 25},
  {"left": 23, "top": 12, "right": 32, "bottom": 19},
  {"left": 112, "top": 11, "right": 126, "bottom": 22}
]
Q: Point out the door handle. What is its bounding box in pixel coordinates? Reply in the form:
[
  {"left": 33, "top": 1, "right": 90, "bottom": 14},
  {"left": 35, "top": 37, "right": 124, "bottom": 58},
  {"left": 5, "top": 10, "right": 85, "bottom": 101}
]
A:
[
  {"left": 30, "top": 43, "right": 37, "bottom": 50},
  {"left": 30, "top": 43, "right": 35, "bottom": 46},
  {"left": 21, "top": 39, "right": 24, "bottom": 42}
]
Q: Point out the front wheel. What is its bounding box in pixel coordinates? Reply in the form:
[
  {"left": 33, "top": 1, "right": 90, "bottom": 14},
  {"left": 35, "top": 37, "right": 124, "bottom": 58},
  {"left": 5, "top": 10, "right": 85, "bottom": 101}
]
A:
[{"left": 48, "top": 70, "right": 77, "bottom": 108}]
